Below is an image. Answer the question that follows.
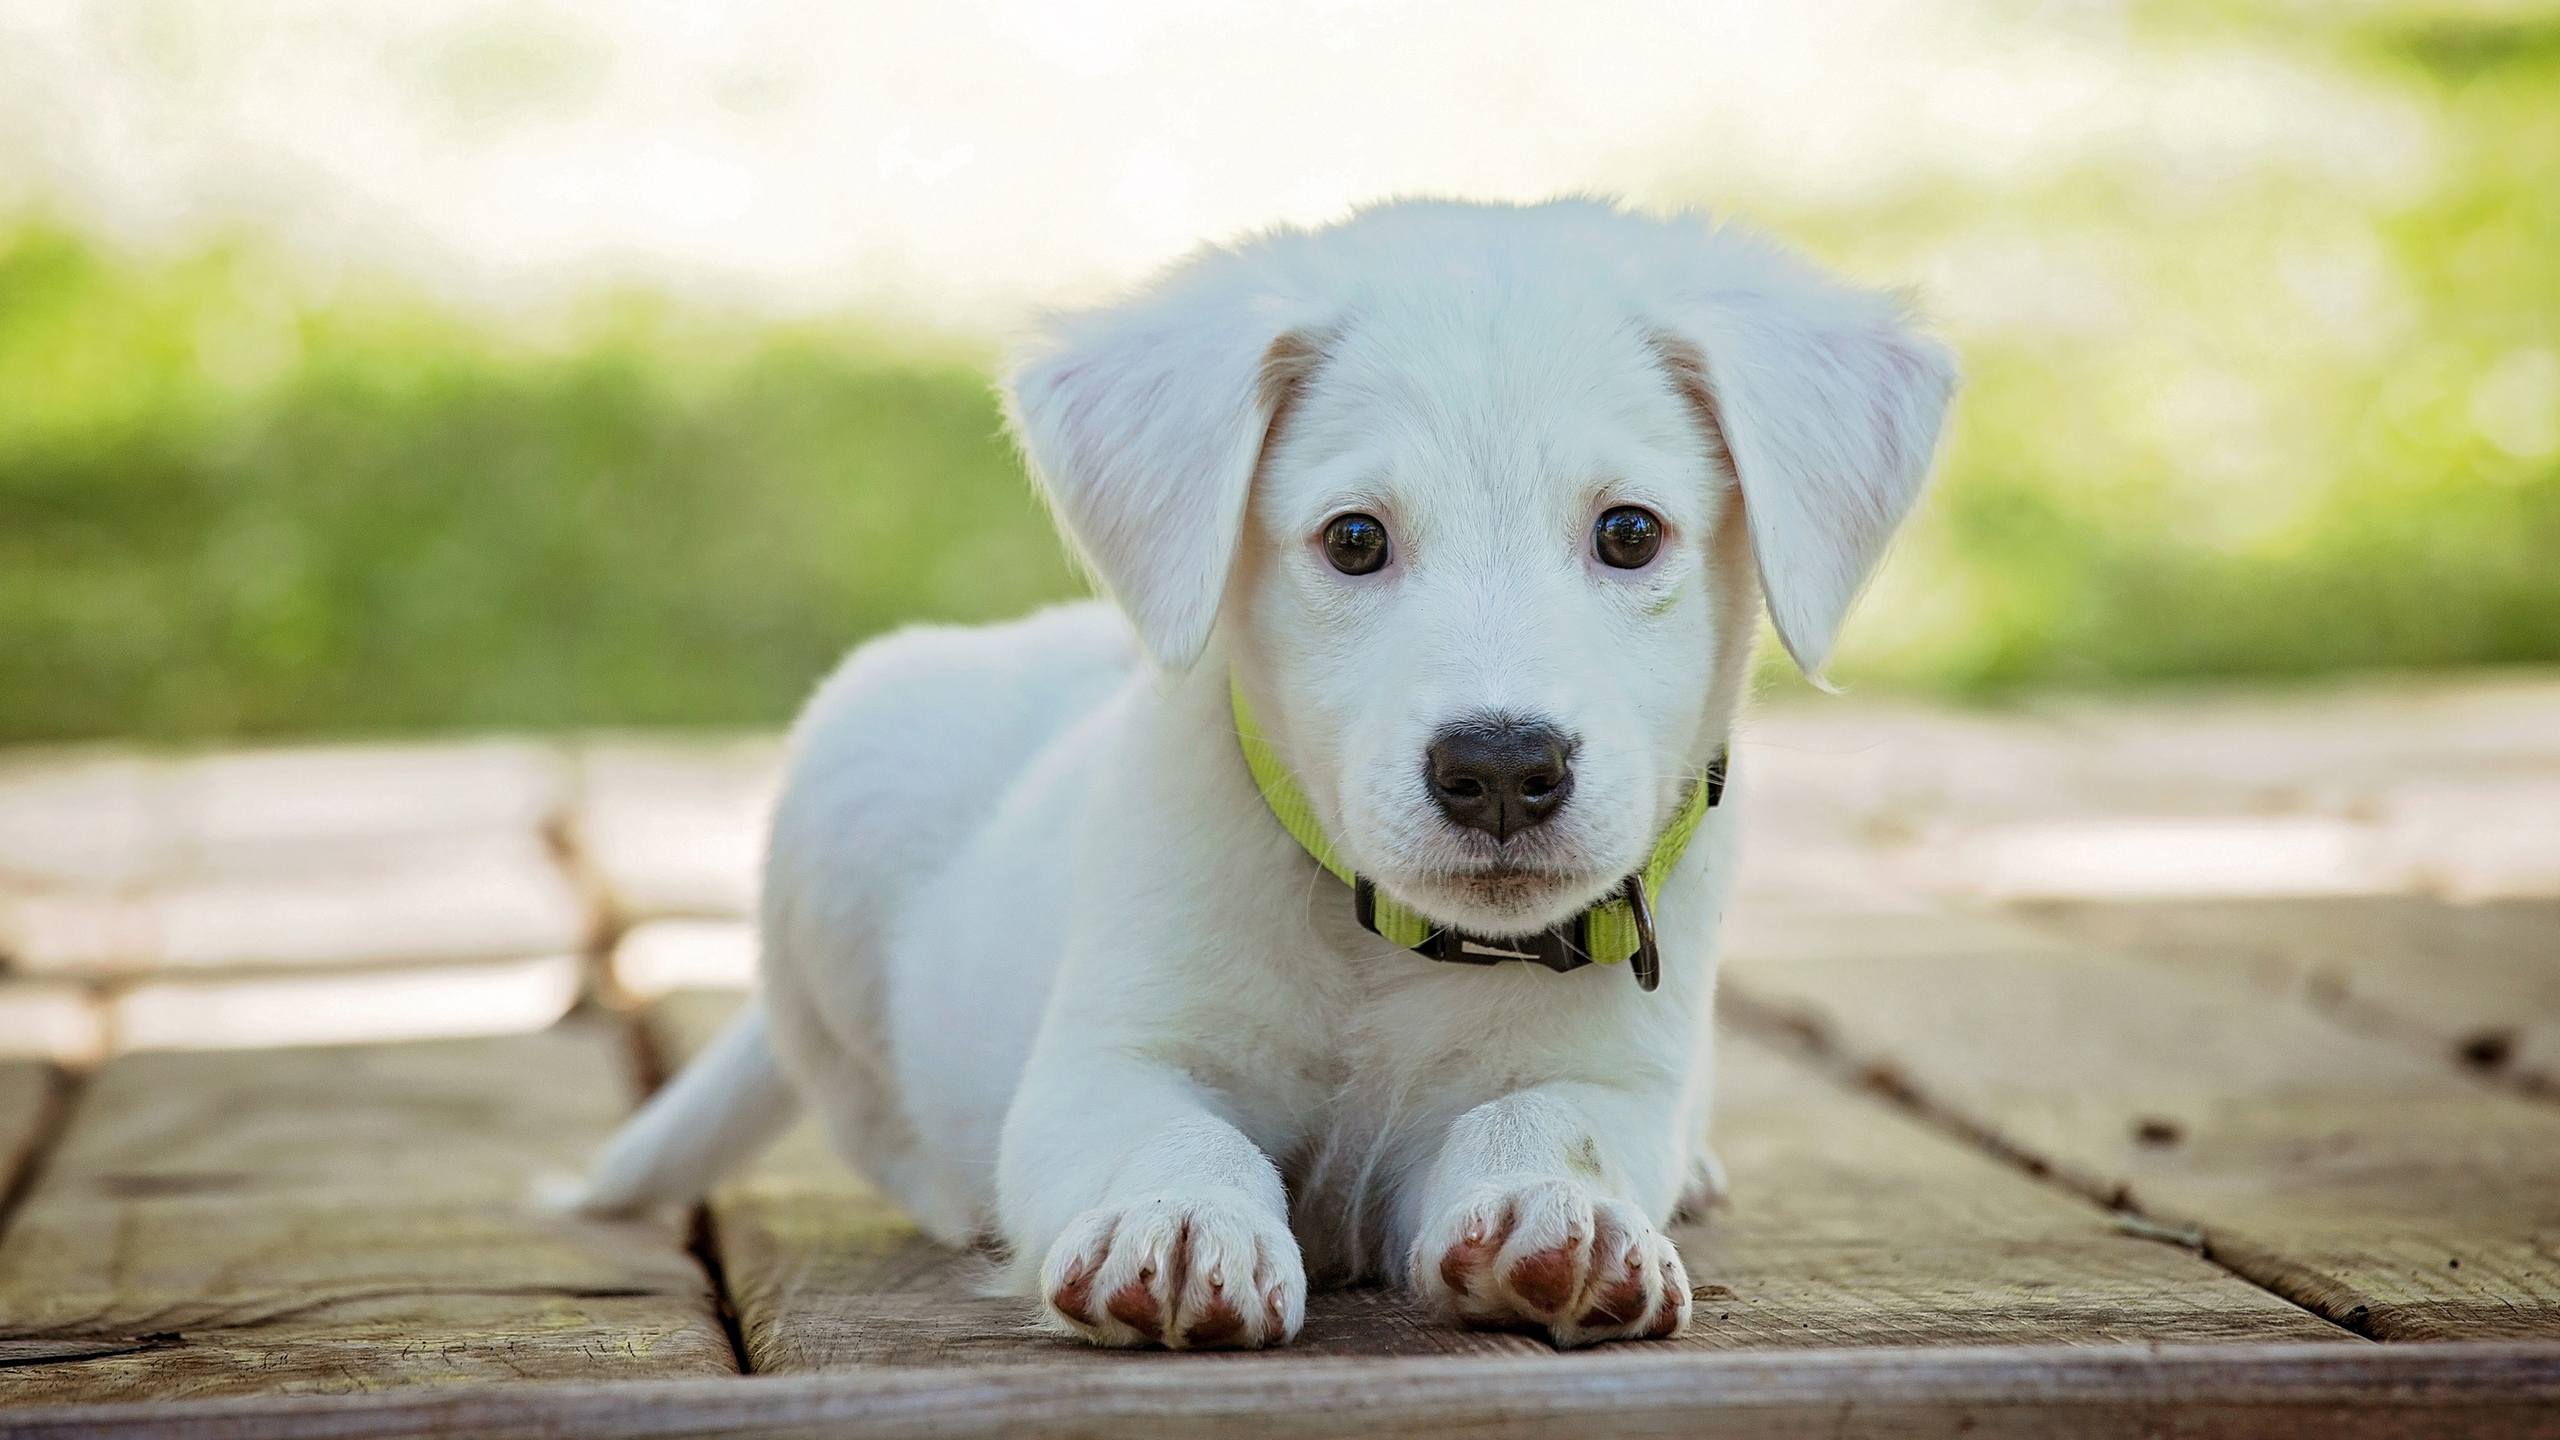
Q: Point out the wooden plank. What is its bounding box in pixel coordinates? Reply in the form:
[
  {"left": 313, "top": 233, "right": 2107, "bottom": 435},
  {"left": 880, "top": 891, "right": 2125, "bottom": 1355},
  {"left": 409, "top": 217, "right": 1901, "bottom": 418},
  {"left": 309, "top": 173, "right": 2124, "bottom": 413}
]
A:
[
  {"left": 8, "top": 1341, "right": 2560, "bottom": 1440},
  {"left": 1926, "top": 813, "right": 2406, "bottom": 903},
  {"left": 1714, "top": 902, "right": 2059, "bottom": 970},
  {"left": 571, "top": 741, "right": 778, "bottom": 924},
  {"left": 1723, "top": 907, "right": 2560, "bottom": 1340},
  {"left": 0, "top": 981, "right": 107, "bottom": 1064},
  {"left": 0, "top": 742, "right": 586, "bottom": 1000},
  {"left": 1, "top": 833, "right": 593, "bottom": 979},
  {"left": 2025, "top": 674, "right": 2560, "bottom": 818},
  {"left": 609, "top": 920, "right": 757, "bottom": 1000},
  {"left": 0, "top": 742, "right": 569, "bottom": 893},
  {"left": 652, "top": 988, "right": 2340, "bottom": 1366},
  {"left": 2018, "top": 897, "right": 2560, "bottom": 1091},
  {"left": 2375, "top": 776, "right": 2560, "bottom": 900},
  {"left": 0, "top": 752, "right": 169, "bottom": 891},
  {"left": 1742, "top": 676, "right": 2560, "bottom": 910},
  {"left": 171, "top": 742, "right": 568, "bottom": 863},
  {"left": 0, "top": 1059, "right": 59, "bottom": 1208},
  {"left": 0, "top": 1022, "right": 735, "bottom": 1404},
  {"left": 109, "top": 954, "right": 583, "bottom": 1053},
  {"left": 1686, "top": 1028, "right": 2346, "bottom": 1349}
]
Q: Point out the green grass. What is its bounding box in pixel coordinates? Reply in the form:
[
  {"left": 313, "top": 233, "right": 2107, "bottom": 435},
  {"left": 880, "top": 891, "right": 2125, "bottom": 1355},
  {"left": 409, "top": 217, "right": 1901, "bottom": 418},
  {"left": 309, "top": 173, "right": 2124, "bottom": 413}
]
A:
[
  {"left": 0, "top": 231, "right": 1075, "bottom": 740},
  {"left": 3, "top": 3, "right": 2555, "bottom": 742},
  {"left": 1767, "top": 1, "right": 2560, "bottom": 692}
]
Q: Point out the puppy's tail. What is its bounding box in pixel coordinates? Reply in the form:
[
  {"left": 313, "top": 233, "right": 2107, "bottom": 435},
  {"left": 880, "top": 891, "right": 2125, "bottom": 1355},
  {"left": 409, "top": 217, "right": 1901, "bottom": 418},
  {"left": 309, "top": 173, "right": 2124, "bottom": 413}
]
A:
[{"left": 571, "top": 997, "right": 797, "bottom": 1215}]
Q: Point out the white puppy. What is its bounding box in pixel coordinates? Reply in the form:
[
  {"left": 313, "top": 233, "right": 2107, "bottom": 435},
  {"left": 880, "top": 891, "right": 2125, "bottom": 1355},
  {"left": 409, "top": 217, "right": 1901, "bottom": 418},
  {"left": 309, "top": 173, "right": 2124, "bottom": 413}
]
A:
[{"left": 580, "top": 198, "right": 1954, "bottom": 1350}]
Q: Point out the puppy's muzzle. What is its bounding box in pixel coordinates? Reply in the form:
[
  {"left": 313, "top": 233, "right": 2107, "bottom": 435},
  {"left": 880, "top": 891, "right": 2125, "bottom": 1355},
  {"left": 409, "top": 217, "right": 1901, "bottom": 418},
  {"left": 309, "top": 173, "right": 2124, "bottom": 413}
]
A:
[{"left": 1424, "top": 717, "right": 1576, "bottom": 841}]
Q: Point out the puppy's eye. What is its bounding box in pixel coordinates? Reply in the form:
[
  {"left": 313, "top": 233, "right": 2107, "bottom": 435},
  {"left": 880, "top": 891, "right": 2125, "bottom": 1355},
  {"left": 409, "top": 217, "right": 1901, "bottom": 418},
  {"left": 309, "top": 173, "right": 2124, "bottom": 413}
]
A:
[
  {"left": 1594, "top": 506, "right": 1663, "bottom": 569},
  {"left": 1322, "top": 512, "right": 1391, "bottom": 575}
]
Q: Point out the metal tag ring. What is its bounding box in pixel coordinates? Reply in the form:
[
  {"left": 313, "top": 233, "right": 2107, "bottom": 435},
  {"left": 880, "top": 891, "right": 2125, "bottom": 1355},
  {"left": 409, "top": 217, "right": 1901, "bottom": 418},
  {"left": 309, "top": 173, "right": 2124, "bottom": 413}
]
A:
[{"left": 1621, "top": 875, "right": 1662, "bottom": 992}]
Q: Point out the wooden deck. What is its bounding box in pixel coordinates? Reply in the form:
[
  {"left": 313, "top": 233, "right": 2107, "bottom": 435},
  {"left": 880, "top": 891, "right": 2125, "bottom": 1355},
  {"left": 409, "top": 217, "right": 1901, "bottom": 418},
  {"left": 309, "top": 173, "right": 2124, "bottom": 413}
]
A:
[{"left": 1, "top": 676, "right": 2556, "bottom": 1436}]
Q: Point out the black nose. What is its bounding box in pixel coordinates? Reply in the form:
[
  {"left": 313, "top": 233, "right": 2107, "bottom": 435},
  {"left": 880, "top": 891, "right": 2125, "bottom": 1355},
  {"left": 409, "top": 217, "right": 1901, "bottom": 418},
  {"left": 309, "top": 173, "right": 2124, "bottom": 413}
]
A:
[{"left": 1424, "top": 718, "right": 1576, "bottom": 841}]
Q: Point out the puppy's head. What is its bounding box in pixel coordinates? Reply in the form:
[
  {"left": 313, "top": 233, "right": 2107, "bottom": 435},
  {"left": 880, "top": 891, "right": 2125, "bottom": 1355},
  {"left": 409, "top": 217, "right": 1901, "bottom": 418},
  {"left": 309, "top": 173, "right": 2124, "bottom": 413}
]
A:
[{"left": 1005, "top": 200, "right": 1954, "bottom": 937}]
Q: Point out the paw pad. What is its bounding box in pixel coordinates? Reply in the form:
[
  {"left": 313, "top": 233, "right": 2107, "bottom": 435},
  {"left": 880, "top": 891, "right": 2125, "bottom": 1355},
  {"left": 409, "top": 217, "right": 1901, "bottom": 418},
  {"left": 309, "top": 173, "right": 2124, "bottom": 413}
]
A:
[
  {"left": 1039, "top": 1197, "right": 1304, "bottom": 1350},
  {"left": 1414, "top": 1186, "right": 1692, "bottom": 1348},
  {"left": 1505, "top": 1237, "right": 1584, "bottom": 1314}
]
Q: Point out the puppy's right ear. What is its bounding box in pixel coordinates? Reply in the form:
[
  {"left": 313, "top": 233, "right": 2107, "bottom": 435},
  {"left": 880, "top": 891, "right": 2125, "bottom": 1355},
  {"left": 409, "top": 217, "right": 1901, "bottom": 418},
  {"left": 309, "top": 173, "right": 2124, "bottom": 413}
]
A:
[
  {"left": 1652, "top": 240, "right": 1957, "bottom": 681},
  {"left": 1003, "top": 255, "right": 1323, "bottom": 670}
]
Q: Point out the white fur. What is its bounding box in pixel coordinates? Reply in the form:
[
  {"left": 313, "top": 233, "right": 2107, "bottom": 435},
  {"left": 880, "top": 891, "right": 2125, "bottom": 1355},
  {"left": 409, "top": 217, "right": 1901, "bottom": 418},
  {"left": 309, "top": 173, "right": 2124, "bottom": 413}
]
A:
[
  {"left": 580, "top": 996, "right": 795, "bottom": 1214},
  {"left": 579, "top": 199, "right": 1954, "bottom": 1350}
]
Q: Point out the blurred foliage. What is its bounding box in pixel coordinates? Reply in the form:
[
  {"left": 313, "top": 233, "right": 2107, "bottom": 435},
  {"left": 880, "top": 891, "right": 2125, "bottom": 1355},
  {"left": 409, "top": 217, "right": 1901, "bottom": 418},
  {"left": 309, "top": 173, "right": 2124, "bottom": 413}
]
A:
[
  {"left": 2, "top": 1, "right": 2556, "bottom": 741},
  {"left": 0, "top": 231, "right": 1074, "bottom": 739},
  {"left": 1787, "top": 0, "right": 2560, "bottom": 692}
]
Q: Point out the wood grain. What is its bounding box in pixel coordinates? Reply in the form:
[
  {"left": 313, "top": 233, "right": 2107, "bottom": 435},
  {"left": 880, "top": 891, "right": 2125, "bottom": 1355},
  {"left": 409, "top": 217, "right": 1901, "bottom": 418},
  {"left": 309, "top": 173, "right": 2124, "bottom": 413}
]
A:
[
  {"left": 0, "top": 1023, "right": 735, "bottom": 1405},
  {"left": 2018, "top": 897, "right": 2560, "bottom": 1091},
  {"left": 651, "top": 988, "right": 2341, "bottom": 1367},
  {"left": 1682, "top": 1029, "right": 2346, "bottom": 1349},
  {"left": 1724, "top": 908, "right": 2560, "bottom": 1340},
  {"left": 10, "top": 1341, "right": 2559, "bottom": 1440}
]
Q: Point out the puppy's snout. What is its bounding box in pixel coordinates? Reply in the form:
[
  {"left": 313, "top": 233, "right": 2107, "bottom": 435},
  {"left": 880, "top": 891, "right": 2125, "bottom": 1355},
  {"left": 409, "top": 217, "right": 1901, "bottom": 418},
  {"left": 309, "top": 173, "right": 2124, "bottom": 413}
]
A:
[{"left": 1424, "top": 717, "right": 1576, "bottom": 841}]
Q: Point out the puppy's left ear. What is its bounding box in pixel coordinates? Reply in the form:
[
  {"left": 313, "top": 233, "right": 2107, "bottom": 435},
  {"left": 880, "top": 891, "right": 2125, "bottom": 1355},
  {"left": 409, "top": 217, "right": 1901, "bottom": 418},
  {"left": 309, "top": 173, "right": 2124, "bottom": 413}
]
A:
[
  {"left": 1656, "top": 237, "right": 1958, "bottom": 678},
  {"left": 1003, "top": 254, "right": 1324, "bottom": 670}
]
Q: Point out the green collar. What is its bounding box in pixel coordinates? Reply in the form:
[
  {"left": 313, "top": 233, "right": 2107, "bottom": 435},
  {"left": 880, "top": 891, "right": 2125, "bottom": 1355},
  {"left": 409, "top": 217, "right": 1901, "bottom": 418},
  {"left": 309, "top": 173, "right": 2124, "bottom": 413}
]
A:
[{"left": 1232, "top": 680, "right": 1725, "bottom": 992}]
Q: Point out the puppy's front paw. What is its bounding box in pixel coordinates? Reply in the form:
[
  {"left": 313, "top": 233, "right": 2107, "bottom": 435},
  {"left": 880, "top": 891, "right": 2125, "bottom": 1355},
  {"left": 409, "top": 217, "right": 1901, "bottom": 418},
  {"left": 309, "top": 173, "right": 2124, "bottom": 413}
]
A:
[
  {"left": 1412, "top": 1179, "right": 1689, "bottom": 1347},
  {"left": 1040, "top": 1193, "right": 1305, "bottom": 1349}
]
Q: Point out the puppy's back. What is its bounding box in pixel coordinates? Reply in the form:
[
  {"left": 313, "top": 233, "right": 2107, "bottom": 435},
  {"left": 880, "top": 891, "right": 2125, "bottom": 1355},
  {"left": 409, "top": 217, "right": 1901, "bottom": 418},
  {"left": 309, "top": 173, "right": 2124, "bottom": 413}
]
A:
[{"left": 770, "top": 599, "right": 1136, "bottom": 896}]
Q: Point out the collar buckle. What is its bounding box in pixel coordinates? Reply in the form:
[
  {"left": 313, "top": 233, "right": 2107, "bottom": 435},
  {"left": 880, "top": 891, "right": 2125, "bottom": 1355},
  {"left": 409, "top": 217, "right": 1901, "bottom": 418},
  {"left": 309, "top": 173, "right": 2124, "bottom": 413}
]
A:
[
  {"left": 1356, "top": 877, "right": 1598, "bottom": 976},
  {"left": 1352, "top": 873, "right": 1662, "bottom": 989}
]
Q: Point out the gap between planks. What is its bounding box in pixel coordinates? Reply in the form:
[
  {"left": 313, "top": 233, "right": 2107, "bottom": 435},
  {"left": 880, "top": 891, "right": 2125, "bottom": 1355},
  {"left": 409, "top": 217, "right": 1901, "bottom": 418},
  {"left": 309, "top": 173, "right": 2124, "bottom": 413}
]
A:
[
  {"left": 617, "top": 1002, "right": 756, "bottom": 1377},
  {"left": 1716, "top": 907, "right": 2560, "bottom": 1343},
  {"left": 1714, "top": 984, "right": 2362, "bottom": 1341},
  {"left": 0, "top": 1064, "right": 81, "bottom": 1248},
  {"left": 0, "top": 1024, "right": 739, "bottom": 1402}
]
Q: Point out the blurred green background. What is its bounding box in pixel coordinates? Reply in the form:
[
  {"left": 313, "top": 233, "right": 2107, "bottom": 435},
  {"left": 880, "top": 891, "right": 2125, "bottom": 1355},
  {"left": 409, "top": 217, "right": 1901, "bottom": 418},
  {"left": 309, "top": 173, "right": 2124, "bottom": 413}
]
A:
[{"left": 2, "top": 1, "right": 2555, "bottom": 743}]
